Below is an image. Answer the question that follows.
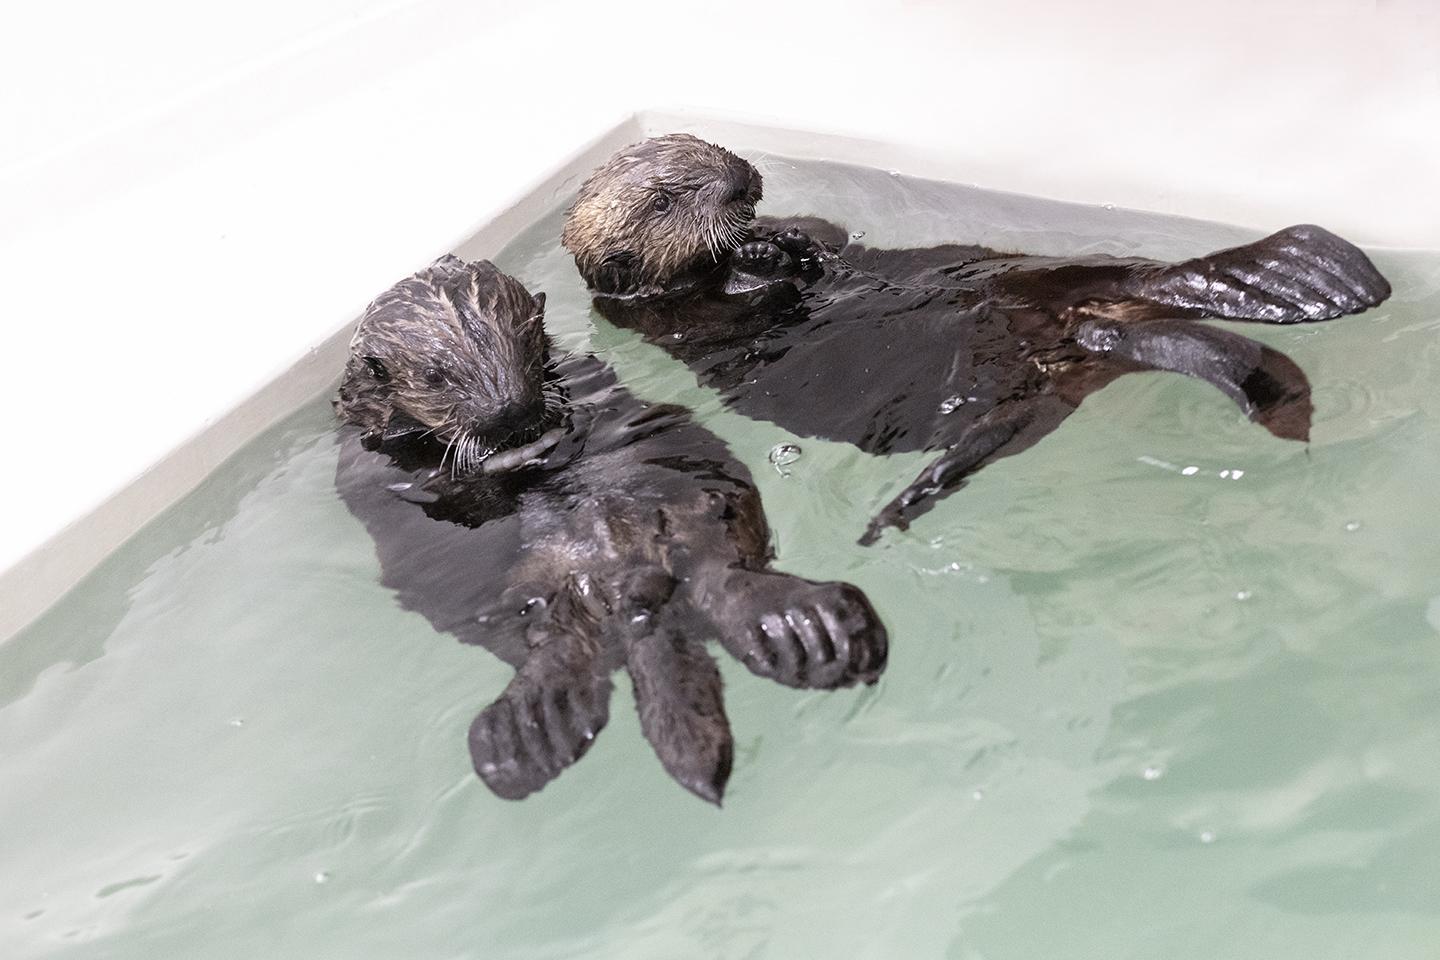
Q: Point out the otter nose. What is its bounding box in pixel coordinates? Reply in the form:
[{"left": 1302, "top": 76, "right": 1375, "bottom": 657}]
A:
[
  {"left": 494, "top": 398, "right": 544, "bottom": 432},
  {"left": 724, "top": 164, "right": 758, "bottom": 204}
]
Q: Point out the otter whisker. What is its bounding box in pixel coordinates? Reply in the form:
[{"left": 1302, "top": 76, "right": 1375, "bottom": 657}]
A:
[{"left": 440, "top": 430, "right": 461, "bottom": 475}]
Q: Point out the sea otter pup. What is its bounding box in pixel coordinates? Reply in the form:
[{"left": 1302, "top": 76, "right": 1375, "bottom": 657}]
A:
[
  {"left": 561, "top": 134, "right": 1392, "bottom": 543},
  {"left": 333, "top": 255, "right": 887, "bottom": 804}
]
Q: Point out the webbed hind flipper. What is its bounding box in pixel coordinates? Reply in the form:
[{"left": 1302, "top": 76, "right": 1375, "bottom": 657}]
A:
[
  {"left": 468, "top": 589, "right": 615, "bottom": 801},
  {"left": 698, "top": 570, "right": 888, "bottom": 688},
  {"left": 1076, "top": 318, "right": 1313, "bottom": 442},
  {"left": 1116, "top": 224, "right": 1390, "bottom": 323}
]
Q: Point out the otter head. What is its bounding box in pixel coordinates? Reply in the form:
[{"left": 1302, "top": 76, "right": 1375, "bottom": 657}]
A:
[
  {"left": 337, "top": 256, "right": 556, "bottom": 471},
  {"left": 561, "top": 133, "right": 762, "bottom": 297}
]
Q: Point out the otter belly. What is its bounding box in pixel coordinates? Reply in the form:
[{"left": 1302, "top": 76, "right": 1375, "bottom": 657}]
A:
[{"left": 701, "top": 287, "right": 1041, "bottom": 455}]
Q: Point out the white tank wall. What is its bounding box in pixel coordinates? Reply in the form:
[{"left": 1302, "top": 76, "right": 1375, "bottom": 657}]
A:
[{"left": 2, "top": 0, "right": 1437, "bottom": 639}]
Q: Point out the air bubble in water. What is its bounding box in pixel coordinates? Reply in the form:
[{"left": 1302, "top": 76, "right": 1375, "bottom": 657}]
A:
[
  {"left": 1235, "top": 590, "right": 1252, "bottom": 601},
  {"left": 1199, "top": 831, "right": 1216, "bottom": 844},
  {"left": 1143, "top": 765, "right": 1164, "bottom": 781},
  {"left": 972, "top": 789, "right": 985, "bottom": 801},
  {"left": 1344, "top": 520, "right": 1362, "bottom": 532},
  {"left": 229, "top": 718, "right": 245, "bottom": 728},
  {"left": 1181, "top": 466, "right": 1199, "bottom": 476},
  {"left": 938, "top": 395, "right": 966, "bottom": 414},
  {"left": 769, "top": 443, "right": 802, "bottom": 475},
  {"left": 314, "top": 871, "right": 331, "bottom": 884}
]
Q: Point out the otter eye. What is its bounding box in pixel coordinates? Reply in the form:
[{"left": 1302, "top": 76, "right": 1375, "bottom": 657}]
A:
[
  {"left": 363, "top": 356, "right": 390, "bottom": 382},
  {"left": 651, "top": 192, "right": 672, "bottom": 214},
  {"left": 423, "top": 366, "right": 446, "bottom": 387}
]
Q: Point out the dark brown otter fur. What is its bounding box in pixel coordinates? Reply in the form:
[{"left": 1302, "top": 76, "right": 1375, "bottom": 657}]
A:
[
  {"left": 334, "top": 256, "right": 888, "bottom": 804},
  {"left": 563, "top": 135, "right": 1393, "bottom": 543}
]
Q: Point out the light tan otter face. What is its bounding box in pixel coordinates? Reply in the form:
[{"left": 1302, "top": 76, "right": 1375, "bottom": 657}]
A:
[
  {"left": 561, "top": 133, "right": 763, "bottom": 295},
  {"left": 340, "top": 257, "right": 558, "bottom": 470}
]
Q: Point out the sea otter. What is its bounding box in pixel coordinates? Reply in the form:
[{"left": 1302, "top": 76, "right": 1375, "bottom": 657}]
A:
[
  {"left": 561, "top": 134, "right": 1393, "bottom": 543},
  {"left": 333, "top": 256, "right": 887, "bottom": 804}
]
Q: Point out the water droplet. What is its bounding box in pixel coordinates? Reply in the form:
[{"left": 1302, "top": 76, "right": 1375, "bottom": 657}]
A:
[
  {"left": 1219, "top": 469, "right": 1231, "bottom": 479},
  {"left": 1344, "top": 520, "right": 1362, "bottom": 532},
  {"left": 887, "top": 169, "right": 901, "bottom": 177},
  {"left": 229, "top": 718, "right": 245, "bottom": 728},
  {"left": 1230, "top": 469, "right": 1244, "bottom": 480},
  {"left": 938, "top": 395, "right": 966, "bottom": 414},
  {"left": 313, "top": 871, "right": 331, "bottom": 884},
  {"left": 768, "top": 443, "right": 802, "bottom": 474},
  {"left": 1199, "top": 830, "right": 1216, "bottom": 844},
  {"left": 1101, "top": 202, "right": 1116, "bottom": 210},
  {"left": 1143, "top": 765, "right": 1164, "bottom": 781},
  {"left": 850, "top": 231, "right": 866, "bottom": 240},
  {"left": 1235, "top": 590, "right": 1252, "bottom": 601},
  {"left": 671, "top": 331, "right": 685, "bottom": 341},
  {"left": 1181, "top": 466, "right": 1199, "bottom": 476}
]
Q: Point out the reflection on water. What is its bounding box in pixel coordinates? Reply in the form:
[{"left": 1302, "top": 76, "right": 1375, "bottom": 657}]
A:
[{"left": 3, "top": 156, "right": 1440, "bottom": 958}]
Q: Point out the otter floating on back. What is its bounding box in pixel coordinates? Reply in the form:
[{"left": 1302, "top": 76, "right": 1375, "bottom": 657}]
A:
[
  {"left": 561, "top": 134, "right": 1392, "bottom": 544},
  {"left": 334, "top": 255, "right": 888, "bottom": 804}
]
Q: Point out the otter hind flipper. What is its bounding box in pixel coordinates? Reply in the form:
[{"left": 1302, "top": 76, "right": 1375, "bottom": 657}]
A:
[
  {"left": 704, "top": 571, "right": 888, "bottom": 688},
  {"left": 1118, "top": 224, "right": 1390, "bottom": 324},
  {"left": 468, "top": 595, "right": 616, "bottom": 801},
  {"left": 1076, "top": 318, "right": 1313, "bottom": 443}
]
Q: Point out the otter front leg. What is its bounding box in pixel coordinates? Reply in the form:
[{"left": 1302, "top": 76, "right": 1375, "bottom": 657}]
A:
[
  {"left": 695, "top": 569, "right": 888, "bottom": 689},
  {"left": 468, "top": 589, "right": 615, "bottom": 801}
]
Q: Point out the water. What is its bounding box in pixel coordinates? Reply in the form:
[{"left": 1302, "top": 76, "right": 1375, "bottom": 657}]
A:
[{"left": 5, "top": 155, "right": 1440, "bottom": 958}]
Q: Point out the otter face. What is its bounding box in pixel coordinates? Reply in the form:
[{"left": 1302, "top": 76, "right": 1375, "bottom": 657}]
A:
[
  {"left": 338, "top": 257, "right": 556, "bottom": 470},
  {"left": 561, "top": 134, "right": 762, "bottom": 295}
]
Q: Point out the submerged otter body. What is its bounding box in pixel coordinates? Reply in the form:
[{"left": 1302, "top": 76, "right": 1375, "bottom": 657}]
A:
[
  {"left": 335, "top": 256, "right": 887, "bottom": 804},
  {"left": 563, "top": 135, "right": 1393, "bottom": 542}
]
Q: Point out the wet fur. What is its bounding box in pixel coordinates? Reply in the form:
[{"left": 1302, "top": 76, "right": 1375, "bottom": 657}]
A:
[
  {"left": 334, "top": 257, "right": 888, "bottom": 804},
  {"left": 566, "top": 136, "right": 1392, "bottom": 543}
]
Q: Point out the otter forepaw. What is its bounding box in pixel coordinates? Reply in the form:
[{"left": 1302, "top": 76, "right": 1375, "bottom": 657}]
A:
[
  {"left": 771, "top": 227, "right": 821, "bottom": 261},
  {"left": 733, "top": 240, "right": 790, "bottom": 277},
  {"left": 713, "top": 574, "right": 888, "bottom": 689}
]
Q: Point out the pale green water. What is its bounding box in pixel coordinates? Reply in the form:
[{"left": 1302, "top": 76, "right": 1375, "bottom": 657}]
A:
[{"left": 4, "top": 156, "right": 1440, "bottom": 959}]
